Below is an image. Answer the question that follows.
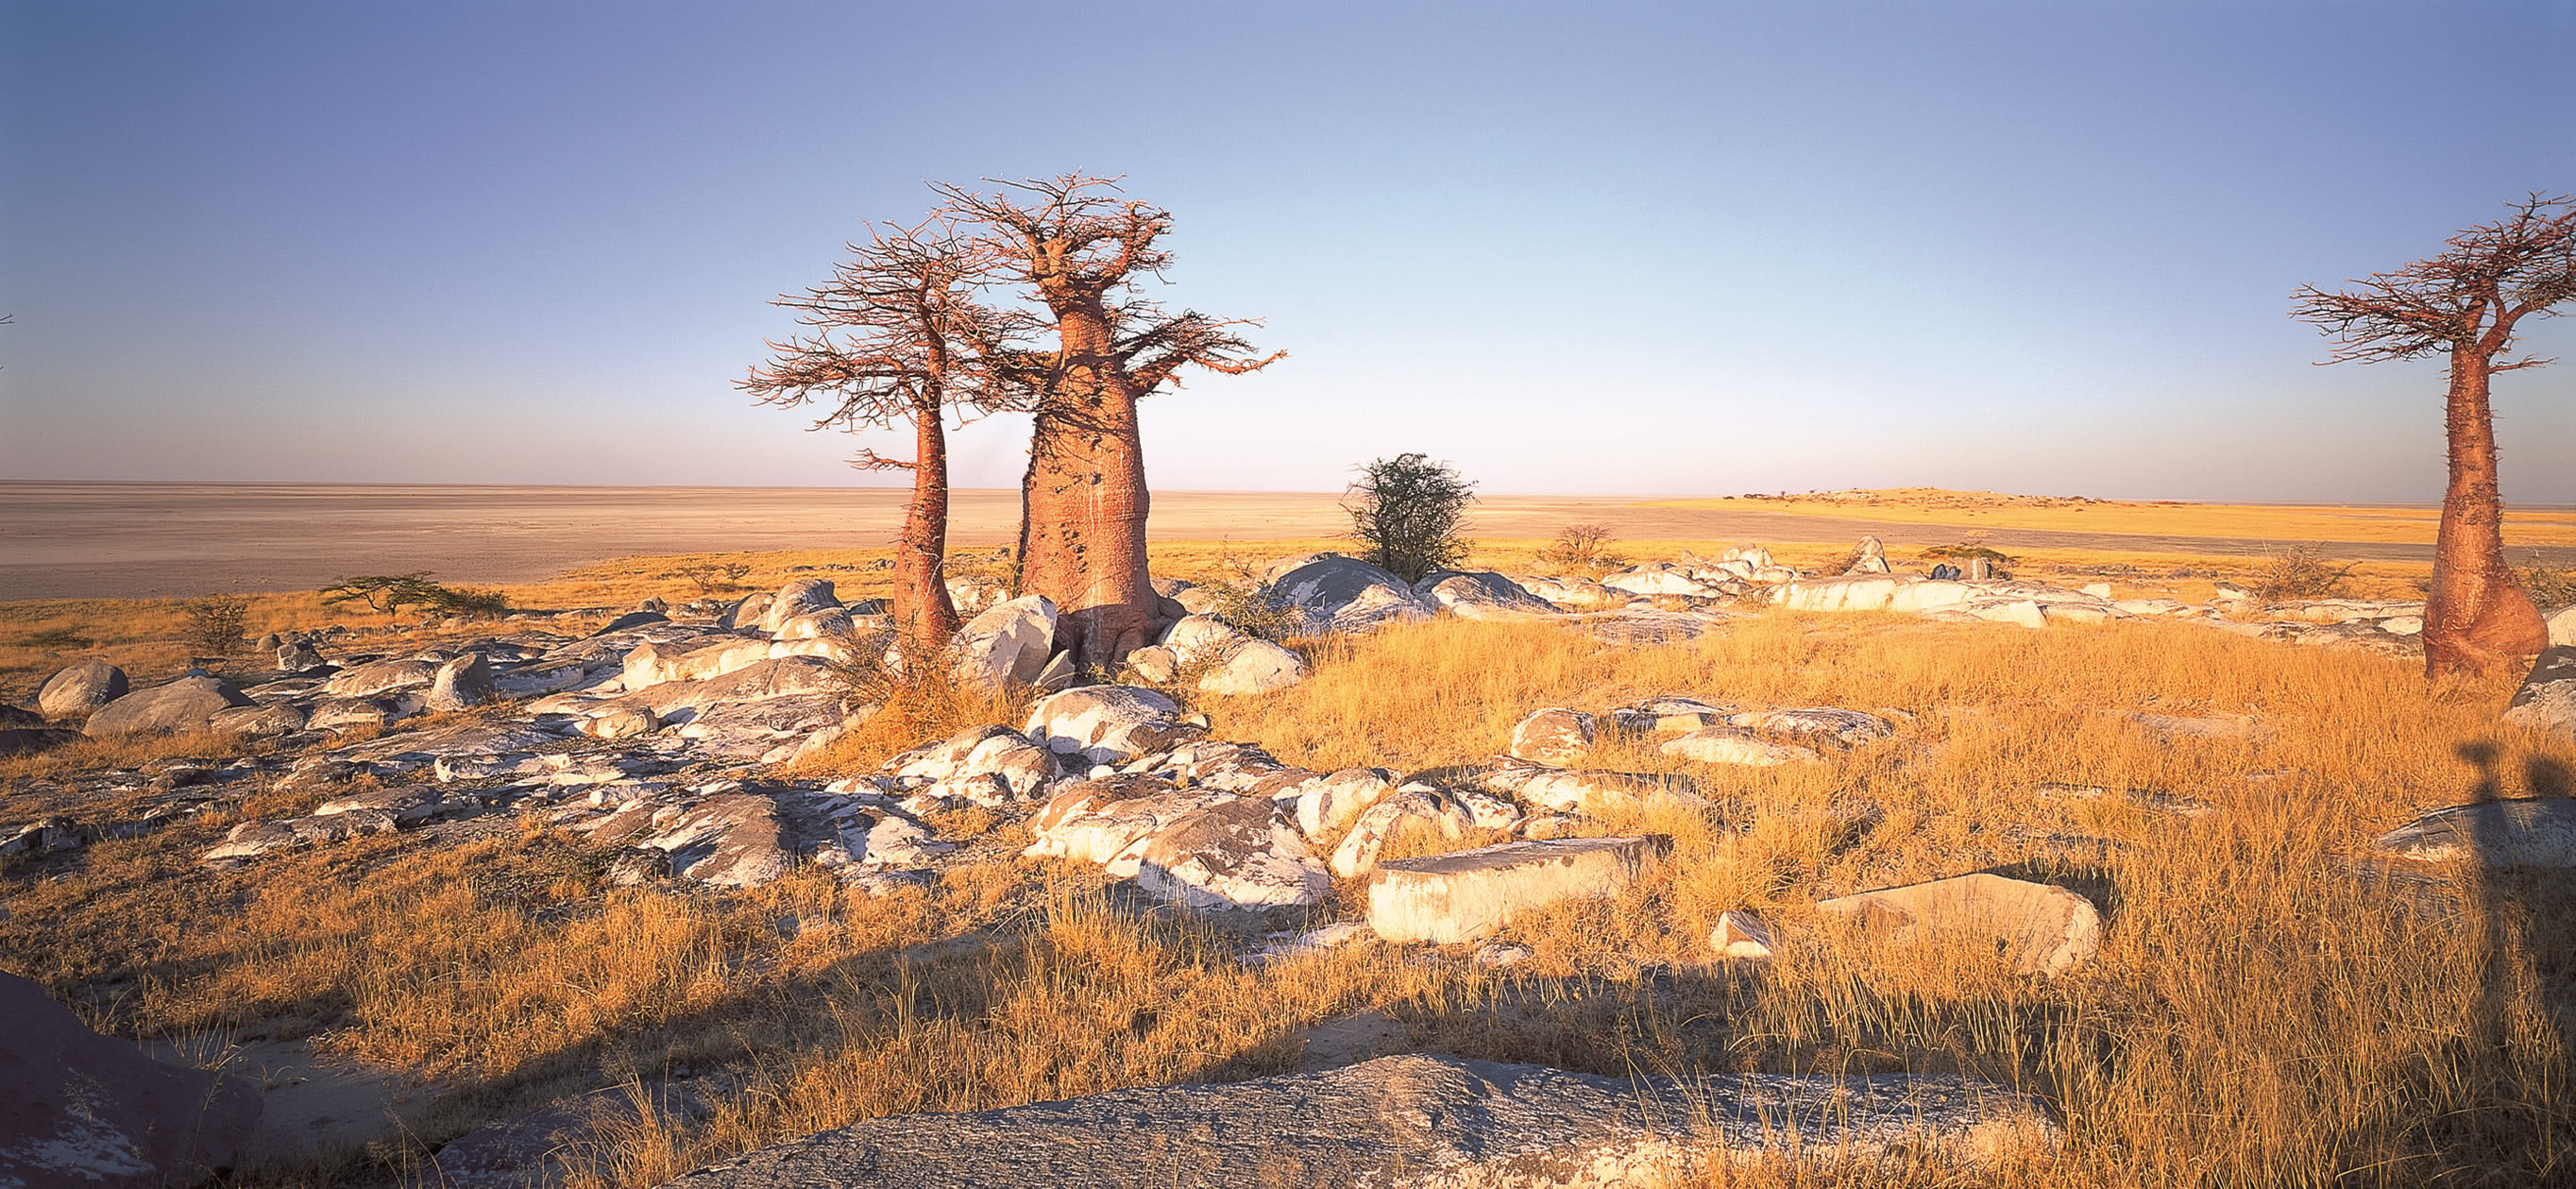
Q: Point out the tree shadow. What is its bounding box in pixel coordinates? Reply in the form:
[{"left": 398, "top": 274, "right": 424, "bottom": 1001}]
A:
[{"left": 2426, "top": 739, "right": 2576, "bottom": 1181}]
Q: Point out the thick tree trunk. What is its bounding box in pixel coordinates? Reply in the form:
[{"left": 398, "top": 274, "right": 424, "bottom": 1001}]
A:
[
  {"left": 893, "top": 412, "right": 962, "bottom": 662},
  {"left": 1017, "top": 306, "right": 1156, "bottom": 667},
  {"left": 2424, "top": 352, "right": 2546, "bottom": 677}
]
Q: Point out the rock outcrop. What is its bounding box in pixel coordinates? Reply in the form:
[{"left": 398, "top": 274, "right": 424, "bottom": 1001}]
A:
[
  {"left": 1818, "top": 873, "right": 2101, "bottom": 977},
  {"left": 654, "top": 1054, "right": 2056, "bottom": 1189},
  {"left": 0, "top": 972, "right": 263, "bottom": 1189},
  {"left": 2501, "top": 646, "right": 2576, "bottom": 743},
  {"left": 1367, "top": 836, "right": 1669, "bottom": 943},
  {"left": 83, "top": 675, "right": 253, "bottom": 737},
  {"left": 2373, "top": 798, "right": 2576, "bottom": 869},
  {"left": 1270, "top": 556, "right": 1431, "bottom": 634}
]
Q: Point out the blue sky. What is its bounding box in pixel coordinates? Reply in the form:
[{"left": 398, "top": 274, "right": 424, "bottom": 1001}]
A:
[{"left": 3, "top": 1, "right": 2570, "bottom": 501}]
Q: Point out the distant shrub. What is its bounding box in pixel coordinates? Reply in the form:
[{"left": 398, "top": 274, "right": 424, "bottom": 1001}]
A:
[
  {"left": 1536, "top": 522, "right": 1625, "bottom": 574},
  {"left": 183, "top": 596, "right": 249, "bottom": 655},
  {"left": 2518, "top": 552, "right": 2576, "bottom": 608},
  {"left": 12, "top": 626, "right": 93, "bottom": 650},
  {"left": 2252, "top": 544, "right": 2355, "bottom": 602},
  {"left": 322, "top": 573, "right": 509, "bottom": 619},
  {"left": 1345, "top": 452, "right": 1476, "bottom": 583},
  {"left": 1918, "top": 541, "right": 2018, "bottom": 580},
  {"left": 676, "top": 562, "right": 754, "bottom": 594}
]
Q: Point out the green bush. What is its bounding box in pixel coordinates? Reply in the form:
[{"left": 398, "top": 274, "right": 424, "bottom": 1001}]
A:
[{"left": 1344, "top": 452, "right": 1476, "bottom": 583}]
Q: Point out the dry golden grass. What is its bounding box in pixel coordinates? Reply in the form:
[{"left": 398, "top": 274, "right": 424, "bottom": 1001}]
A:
[
  {"left": 1657, "top": 488, "right": 2576, "bottom": 547},
  {"left": 4, "top": 544, "right": 2571, "bottom": 1187}
]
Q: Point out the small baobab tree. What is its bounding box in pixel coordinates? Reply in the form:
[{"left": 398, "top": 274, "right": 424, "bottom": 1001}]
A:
[
  {"left": 936, "top": 175, "right": 1282, "bottom": 666},
  {"left": 742, "top": 217, "right": 1021, "bottom": 662},
  {"left": 2293, "top": 194, "right": 2576, "bottom": 678}
]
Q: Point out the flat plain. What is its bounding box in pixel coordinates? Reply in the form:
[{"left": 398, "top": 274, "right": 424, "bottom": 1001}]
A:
[{"left": 8, "top": 482, "right": 2574, "bottom": 602}]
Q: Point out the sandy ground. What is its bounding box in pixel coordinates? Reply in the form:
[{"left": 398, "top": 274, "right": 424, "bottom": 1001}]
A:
[{"left": 4, "top": 482, "right": 2566, "bottom": 602}]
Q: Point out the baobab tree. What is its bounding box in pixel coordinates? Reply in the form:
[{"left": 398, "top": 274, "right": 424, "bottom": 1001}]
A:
[
  {"left": 742, "top": 217, "right": 1021, "bottom": 661},
  {"left": 2293, "top": 194, "right": 2576, "bottom": 678},
  {"left": 936, "top": 175, "right": 1282, "bottom": 665}
]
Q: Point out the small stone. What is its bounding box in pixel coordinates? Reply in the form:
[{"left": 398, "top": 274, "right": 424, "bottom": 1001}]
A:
[
  {"left": 1709, "top": 909, "right": 1775, "bottom": 960},
  {"left": 1507, "top": 707, "right": 1596, "bottom": 766}
]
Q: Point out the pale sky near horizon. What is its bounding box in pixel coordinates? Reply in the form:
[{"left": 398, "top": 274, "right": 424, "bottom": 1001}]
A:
[{"left": 2, "top": 1, "right": 2571, "bottom": 502}]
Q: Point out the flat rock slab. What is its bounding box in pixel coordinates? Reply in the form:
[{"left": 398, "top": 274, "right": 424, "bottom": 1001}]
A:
[
  {"left": 2, "top": 972, "right": 263, "bottom": 1189},
  {"left": 657, "top": 1054, "right": 2055, "bottom": 1189},
  {"left": 1368, "top": 836, "right": 1668, "bottom": 943},
  {"left": 1818, "top": 873, "right": 2102, "bottom": 977},
  {"left": 2373, "top": 798, "right": 2576, "bottom": 869}
]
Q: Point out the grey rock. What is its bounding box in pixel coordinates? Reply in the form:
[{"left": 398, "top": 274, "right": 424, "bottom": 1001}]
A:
[
  {"left": 953, "top": 596, "right": 1059, "bottom": 693},
  {"left": 592, "top": 609, "right": 671, "bottom": 636},
  {"left": 1368, "top": 836, "right": 1669, "bottom": 943},
  {"left": 1605, "top": 695, "right": 1733, "bottom": 734},
  {"left": 640, "top": 793, "right": 792, "bottom": 887},
  {"left": 426, "top": 651, "right": 499, "bottom": 711},
  {"left": 277, "top": 640, "right": 327, "bottom": 671},
  {"left": 37, "top": 661, "right": 127, "bottom": 717},
  {"left": 1413, "top": 571, "right": 1558, "bottom": 620},
  {"left": 2374, "top": 798, "right": 2576, "bottom": 869},
  {"left": 1134, "top": 796, "right": 1331, "bottom": 909},
  {"left": 323, "top": 657, "right": 441, "bottom": 698},
  {"left": 1023, "top": 686, "right": 1195, "bottom": 766},
  {"left": 758, "top": 579, "right": 840, "bottom": 635},
  {"left": 2501, "top": 646, "right": 2576, "bottom": 742},
  {"left": 1818, "top": 873, "right": 2102, "bottom": 977},
  {"left": 209, "top": 702, "right": 310, "bottom": 738},
  {"left": 1195, "top": 638, "right": 1308, "bottom": 696},
  {"left": 83, "top": 675, "right": 252, "bottom": 737},
  {"left": 0, "top": 972, "right": 263, "bottom": 1189},
  {"left": 656, "top": 1054, "right": 2055, "bottom": 1189},
  {"left": 1507, "top": 707, "right": 1596, "bottom": 766},
  {"left": 1271, "top": 555, "right": 1432, "bottom": 634},
  {"left": 1730, "top": 706, "right": 1895, "bottom": 747}
]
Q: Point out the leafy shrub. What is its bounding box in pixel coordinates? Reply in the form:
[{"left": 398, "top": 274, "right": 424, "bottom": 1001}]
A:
[
  {"left": 183, "top": 596, "right": 249, "bottom": 655},
  {"left": 321, "top": 573, "right": 509, "bottom": 619},
  {"left": 1344, "top": 452, "right": 1476, "bottom": 583},
  {"left": 2252, "top": 544, "right": 2355, "bottom": 602}
]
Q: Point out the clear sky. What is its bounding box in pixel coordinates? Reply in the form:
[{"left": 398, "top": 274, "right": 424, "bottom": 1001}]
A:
[{"left": 3, "top": 1, "right": 2570, "bottom": 501}]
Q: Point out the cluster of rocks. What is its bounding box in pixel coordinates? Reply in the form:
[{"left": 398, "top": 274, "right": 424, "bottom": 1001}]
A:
[
  {"left": 1508, "top": 697, "right": 1901, "bottom": 771},
  {"left": 1770, "top": 569, "right": 2457, "bottom": 656},
  {"left": 1229, "top": 552, "right": 1760, "bottom": 645}
]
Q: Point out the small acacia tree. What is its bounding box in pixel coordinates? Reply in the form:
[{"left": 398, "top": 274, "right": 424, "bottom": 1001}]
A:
[
  {"left": 935, "top": 175, "right": 1282, "bottom": 667},
  {"left": 2293, "top": 195, "right": 2575, "bottom": 678},
  {"left": 1346, "top": 452, "right": 1477, "bottom": 582},
  {"left": 743, "top": 217, "right": 1022, "bottom": 662}
]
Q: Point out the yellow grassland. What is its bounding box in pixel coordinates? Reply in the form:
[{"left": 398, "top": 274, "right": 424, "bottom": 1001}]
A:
[
  {"left": 1654, "top": 488, "right": 2576, "bottom": 546},
  {"left": 1, "top": 541, "right": 2569, "bottom": 1187}
]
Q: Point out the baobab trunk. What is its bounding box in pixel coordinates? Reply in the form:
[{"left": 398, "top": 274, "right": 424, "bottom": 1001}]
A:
[
  {"left": 1018, "top": 307, "right": 1156, "bottom": 666},
  {"left": 892, "top": 411, "right": 963, "bottom": 661},
  {"left": 2425, "top": 353, "right": 2546, "bottom": 677}
]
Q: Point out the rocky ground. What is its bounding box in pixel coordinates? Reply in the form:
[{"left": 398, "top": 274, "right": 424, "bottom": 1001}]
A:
[{"left": 5, "top": 542, "right": 2574, "bottom": 1188}]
